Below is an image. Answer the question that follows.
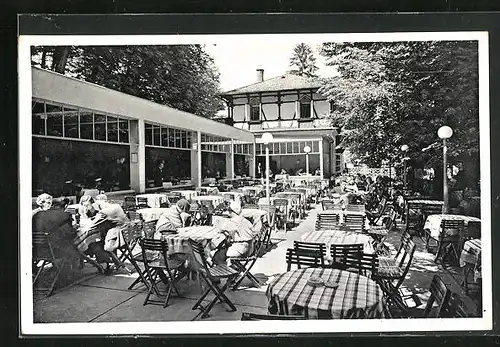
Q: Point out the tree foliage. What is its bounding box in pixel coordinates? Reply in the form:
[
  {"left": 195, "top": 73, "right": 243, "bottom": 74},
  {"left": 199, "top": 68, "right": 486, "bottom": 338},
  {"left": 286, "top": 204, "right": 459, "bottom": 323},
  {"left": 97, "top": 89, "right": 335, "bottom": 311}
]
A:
[
  {"left": 288, "top": 43, "right": 319, "bottom": 78},
  {"left": 31, "top": 45, "right": 224, "bottom": 119},
  {"left": 319, "top": 41, "right": 479, "bottom": 175}
]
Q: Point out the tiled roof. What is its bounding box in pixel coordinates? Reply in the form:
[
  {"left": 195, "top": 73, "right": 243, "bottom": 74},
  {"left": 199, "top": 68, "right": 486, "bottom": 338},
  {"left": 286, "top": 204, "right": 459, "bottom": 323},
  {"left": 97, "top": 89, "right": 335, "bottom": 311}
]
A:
[{"left": 220, "top": 73, "right": 323, "bottom": 96}]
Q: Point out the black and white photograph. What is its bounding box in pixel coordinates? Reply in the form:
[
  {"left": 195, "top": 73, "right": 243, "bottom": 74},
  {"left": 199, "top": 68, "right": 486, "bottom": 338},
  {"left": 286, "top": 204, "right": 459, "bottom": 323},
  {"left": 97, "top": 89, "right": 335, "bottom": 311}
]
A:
[{"left": 19, "top": 28, "right": 491, "bottom": 335}]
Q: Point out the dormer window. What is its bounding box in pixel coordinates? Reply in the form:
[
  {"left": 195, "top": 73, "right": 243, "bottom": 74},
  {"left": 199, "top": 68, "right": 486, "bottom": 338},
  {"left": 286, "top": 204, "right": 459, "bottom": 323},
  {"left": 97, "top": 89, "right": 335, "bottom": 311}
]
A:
[
  {"left": 249, "top": 97, "right": 261, "bottom": 122},
  {"left": 299, "top": 94, "right": 311, "bottom": 119}
]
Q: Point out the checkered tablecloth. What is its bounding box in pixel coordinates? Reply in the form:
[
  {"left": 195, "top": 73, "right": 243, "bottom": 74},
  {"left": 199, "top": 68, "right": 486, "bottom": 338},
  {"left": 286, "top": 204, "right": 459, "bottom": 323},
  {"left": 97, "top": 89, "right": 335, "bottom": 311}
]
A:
[
  {"left": 301, "top": 230, "right": 374, "bottom": 254},
  {"left": 408, "top": 199, "right": 444, "bottom": 205},
  {"left": 136, "top": 193, "right": 168, "bottom": 208},
  {"left": 160, "top": 226, "right": 223, "bottom": 255},
  {"left": 172, "top": 190, "right": 198, "bottom": 201},
  {"left": 424, "top": 214, "right": 481, "bottom": 239},
  {"left": 266, "top": 268, "right": 385, "bottom": 319},
  {"left": 137, "top": 208, "right": 169, "bottom": 222},
  {"left": 460, "top": 239, "right": 481, "bottom": 268}
]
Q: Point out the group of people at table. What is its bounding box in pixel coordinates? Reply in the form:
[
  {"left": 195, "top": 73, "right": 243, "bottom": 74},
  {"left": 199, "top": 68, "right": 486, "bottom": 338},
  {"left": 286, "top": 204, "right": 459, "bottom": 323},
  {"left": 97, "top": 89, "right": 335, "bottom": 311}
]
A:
[{"left": 32, "top": 190, "right": 265, "bottom": 276}]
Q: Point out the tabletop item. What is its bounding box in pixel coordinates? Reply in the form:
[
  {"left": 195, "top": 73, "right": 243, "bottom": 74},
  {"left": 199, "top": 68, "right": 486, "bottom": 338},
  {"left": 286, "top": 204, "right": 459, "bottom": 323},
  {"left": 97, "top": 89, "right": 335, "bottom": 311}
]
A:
[
  {"left": 267, "top": 268, "right": 385, "bottom": 319},
  {"left": 424, "top": 214, "right": 481, "bottom": 239},
  {"left": 307, "top": 276, "right": 325, "bottom": 287},
  {"left": 136, "top": 193, "right": 168, "bottom": 208}
]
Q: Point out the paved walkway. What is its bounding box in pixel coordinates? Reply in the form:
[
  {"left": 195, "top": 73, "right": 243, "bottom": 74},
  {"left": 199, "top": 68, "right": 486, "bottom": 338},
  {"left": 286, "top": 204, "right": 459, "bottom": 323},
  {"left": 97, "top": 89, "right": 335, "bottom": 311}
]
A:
[{"left": 33, "top": 204, "right": 480, "bottom": 322}]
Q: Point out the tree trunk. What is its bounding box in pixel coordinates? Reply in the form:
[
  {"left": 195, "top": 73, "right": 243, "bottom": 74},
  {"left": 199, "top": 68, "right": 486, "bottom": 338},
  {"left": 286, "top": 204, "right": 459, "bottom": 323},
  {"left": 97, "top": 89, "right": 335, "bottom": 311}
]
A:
[
  {"left": 41, "top": 49, "right": 47, "bottom": 69},
  {"left": 53, "top": 46, "right": 71, "bottom": 73}
]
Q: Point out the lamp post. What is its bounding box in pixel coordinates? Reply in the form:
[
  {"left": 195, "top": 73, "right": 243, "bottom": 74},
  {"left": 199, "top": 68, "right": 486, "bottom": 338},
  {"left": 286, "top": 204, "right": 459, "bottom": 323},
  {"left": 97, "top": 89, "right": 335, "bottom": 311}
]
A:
[
  {"left": 261, "top": 132, "right": 274, "bottom": 203},
  {"left": 438, "top": 126, "right": 453, "bottom": 213},
  {"left": 303, "top": 145, "right": 311, "bottom": 175},
  {"left": 400, "top": 144, "right": 409, "bottom": 188}
]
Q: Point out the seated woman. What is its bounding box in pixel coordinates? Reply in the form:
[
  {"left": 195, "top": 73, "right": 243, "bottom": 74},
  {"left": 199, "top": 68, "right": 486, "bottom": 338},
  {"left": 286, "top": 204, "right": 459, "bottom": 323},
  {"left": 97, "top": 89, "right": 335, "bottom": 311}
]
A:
[
  {"left": 77, "top": 194, "right": 129, "bottom": 273},
  {"left": 154, "top": 199, "right": 191, "bottom": 238},
  {"left": 78, "top": 195, "right": 99, "bottom": 223},
  {"left": 32, "top": 193, "right": 85, "bottom": 268}
]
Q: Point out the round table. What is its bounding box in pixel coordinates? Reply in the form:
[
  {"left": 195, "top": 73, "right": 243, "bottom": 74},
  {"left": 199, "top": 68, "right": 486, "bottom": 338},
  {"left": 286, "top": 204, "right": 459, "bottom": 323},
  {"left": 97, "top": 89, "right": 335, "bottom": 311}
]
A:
[{"left": 266, "top": 267, "right": 386, "bottom": 319}]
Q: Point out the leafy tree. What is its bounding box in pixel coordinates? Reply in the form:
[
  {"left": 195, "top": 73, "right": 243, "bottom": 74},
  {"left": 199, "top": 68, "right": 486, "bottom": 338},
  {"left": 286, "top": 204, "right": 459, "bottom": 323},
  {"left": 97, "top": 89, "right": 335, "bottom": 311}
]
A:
[
  {"left": 31, "top": 45, "right": 224, "bottom": 119},
  {"left": 288, "top": 43, "right": 319, "bottom": 78},
  {"left": 320, "top": 41, "right": 480, "bottom": 190}
]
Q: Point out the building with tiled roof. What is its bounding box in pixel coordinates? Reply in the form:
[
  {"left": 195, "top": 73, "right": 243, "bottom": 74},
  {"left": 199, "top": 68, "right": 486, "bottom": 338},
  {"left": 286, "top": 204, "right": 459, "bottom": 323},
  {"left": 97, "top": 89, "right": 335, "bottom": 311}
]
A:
[{"left": 219, "top": 69, "right": 344, "bottom": 178}]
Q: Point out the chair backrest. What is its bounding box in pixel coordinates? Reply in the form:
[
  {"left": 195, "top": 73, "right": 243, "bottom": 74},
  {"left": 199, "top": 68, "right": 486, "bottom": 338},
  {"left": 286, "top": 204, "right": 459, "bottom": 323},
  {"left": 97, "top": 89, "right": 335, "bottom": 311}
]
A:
[
  {"left": 139, "top": 238, "right": 171, "bottom": 274},
  {"left": 120, "top": 222, "right": 143, "bottom": 253},
  {"left": 142, "top": 219, "right": 158, "bottom": 238},
  {"left": 422, "top": 204, "right": 443, "bottom": 218},
  {"left": 127, "top": 210, "right": 144, "bottom": 222},
  {"left": 463, "top": 221, "right": 481, "bottom": 240},
  {"left": 321, "top": 200, "right": 336, "bottom": 210},
  {"left": 344, "top": 214, "right": 365, "bottom": 226},
  {"left": 293, "top": 241, "right": 327, "bottom": 266},
  {"left": 189, "top": 239, "right": 211, "bottom": 274},
  {"left": 123, "top": 196, "right": 137, "bottom": 211},
  {"left": 440, "top": 219, "right": 465, "bottom": 239},
  {"left": 136, "top": 197, "right": 150, "bottom": 208},
  {"left": 330, "top": 243, "right": 363, "bottom": 263},
  {"left": 423, "top": 275, "right": 452, "bottom": 318},
  {"left": 286, "top": 248, "right": 325, "bottom": 271},
  {"left": 243, "top": 203, "right": 260, "bottom": 210},
  {"left": 241, "top": 312, "right": 305, "bottom": 320},
  {"left": 395, "top": 230, "right": 413, "bottom": 259},
  {"left": 259, "top": 204, "right": 276, "bottom": 227},
  {"left": 332, "top": 251, "right": 378, "bottom": 276},
  {"left": 394, "top": 239, "right": 416, "bottom": 289},
  {"left": 32, "top": 231, "right": 56, "bottom": 261},
  {"left": 443, "top": 292, "right": 469, "bottom": 318}
]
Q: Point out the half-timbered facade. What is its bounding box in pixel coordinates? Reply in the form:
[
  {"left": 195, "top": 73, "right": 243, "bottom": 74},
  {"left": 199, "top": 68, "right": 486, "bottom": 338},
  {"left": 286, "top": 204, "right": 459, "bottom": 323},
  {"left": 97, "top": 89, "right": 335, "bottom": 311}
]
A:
[{"left": 219, "top": 69, "right": 343, "bottom": 178}]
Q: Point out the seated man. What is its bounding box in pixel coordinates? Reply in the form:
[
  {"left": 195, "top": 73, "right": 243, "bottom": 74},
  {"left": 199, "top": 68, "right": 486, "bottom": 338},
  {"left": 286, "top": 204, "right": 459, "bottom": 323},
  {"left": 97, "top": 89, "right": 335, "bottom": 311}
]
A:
[
  {"left": 154, "top": 199, "right": 191, "bottom": 238},
  {"left": 215, "top": 201, "right": 255, "bottom": 264}
]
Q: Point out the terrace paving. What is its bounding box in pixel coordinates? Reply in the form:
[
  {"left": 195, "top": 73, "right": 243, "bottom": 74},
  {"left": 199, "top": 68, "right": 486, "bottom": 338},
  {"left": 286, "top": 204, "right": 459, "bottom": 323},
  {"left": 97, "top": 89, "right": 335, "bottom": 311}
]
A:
[{"left": 32, "top": 203, "right": 481, "bottom": 323}]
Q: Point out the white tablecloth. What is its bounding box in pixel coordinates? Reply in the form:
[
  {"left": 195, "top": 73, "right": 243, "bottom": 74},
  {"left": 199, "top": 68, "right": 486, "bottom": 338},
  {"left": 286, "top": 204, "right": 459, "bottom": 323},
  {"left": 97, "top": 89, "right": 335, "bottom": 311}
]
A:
[
  {"left": 136, "top": 193, "right": 168, "bottom": 208},
  {"left": 424, "top": 214, "right": 481, "bottom": 239}
]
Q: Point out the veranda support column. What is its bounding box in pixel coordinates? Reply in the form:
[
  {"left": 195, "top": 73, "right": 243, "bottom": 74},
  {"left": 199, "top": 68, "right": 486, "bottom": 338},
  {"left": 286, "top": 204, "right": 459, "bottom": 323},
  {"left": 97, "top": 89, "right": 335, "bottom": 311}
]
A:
[
  {"left": 197, "top": 131, "right": 202, "bottom": 187},
  {"left": 319, "top": 139, "right": 324, "bottom": 178},
  {"left": 129, "top": 119, "right": 146, "bottom": 193}
]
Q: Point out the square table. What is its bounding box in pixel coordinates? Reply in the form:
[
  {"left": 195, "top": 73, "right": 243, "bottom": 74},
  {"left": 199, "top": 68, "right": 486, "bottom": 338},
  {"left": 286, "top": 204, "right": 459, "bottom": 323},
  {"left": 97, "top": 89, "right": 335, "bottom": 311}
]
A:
[
  {"left": 301, "top": 229, "right": 374, "bottom": 255},
  {"left": 136, "top": 193, "right": 168, "bottom": 208},
  {"left": 266, "top": 268, "right": 385, "bottom": 319},
  {"left": 424, "top": 214, "right": 481, "bottom": 239}
]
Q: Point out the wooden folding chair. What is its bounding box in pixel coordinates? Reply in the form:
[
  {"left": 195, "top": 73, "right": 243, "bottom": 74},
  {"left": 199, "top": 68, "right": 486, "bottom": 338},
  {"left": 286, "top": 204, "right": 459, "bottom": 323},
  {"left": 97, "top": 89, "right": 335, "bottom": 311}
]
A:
[
  {"left": 127, "top": 222, "right": 159, "bottom": 290},
  {"left": 273, "top": 198, "right": 291, "bottom": 233},
  {"left": 136, "top": 197, "right": 150, "bottom": 209},
  {"left": 32, "top": 231, "right": 73, "bottom": 297},
  {"left": 259, "top": 204, "right": 276, "bottom": 247},
  {"left": 434, "top": 219, "right": 465, "bottom": 265},
  {"left": 285, "top": 248, "right": 325, "bottom": 271},
  {"left": 229, "top": 229, "right": 267, "bottom": 290},
  {"left": 116, "top": 223, "right": 151, "bottom": 291},
  {"left": 366, "top": 196, "right": 388, "bottom": 225},
  {"left": 442, "top": 292, "right": 469, "bottom": 318},
  {"left": 140, "top": 238, "right": 184, "bottom": 307},
  {"left": 241, "top": 312, "right": 306, "bottom": 320},
  {"left": 373, "top": 239, "right": 416, "bottom": 310},
  {"left": 422, "top": 275, "right": 452, "bottom": 318},
  {"left": 189, "top": 239, "right": 239, "bottom": 319},
  {"left": 293, "top": 241, "right": 327, "bottom": 267},
  {"left": 330, "top": 243, "right": 363, "bottom": 269},
  {"left": 123, "top": 196, "right": 137, "bottom": 212}
]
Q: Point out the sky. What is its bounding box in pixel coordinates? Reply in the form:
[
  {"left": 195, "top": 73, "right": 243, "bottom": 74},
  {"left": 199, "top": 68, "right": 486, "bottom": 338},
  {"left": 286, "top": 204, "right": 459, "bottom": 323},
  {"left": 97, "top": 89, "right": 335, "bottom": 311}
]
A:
[{"left": 203, "top": 39, "right": 338, "bottom": 92}]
